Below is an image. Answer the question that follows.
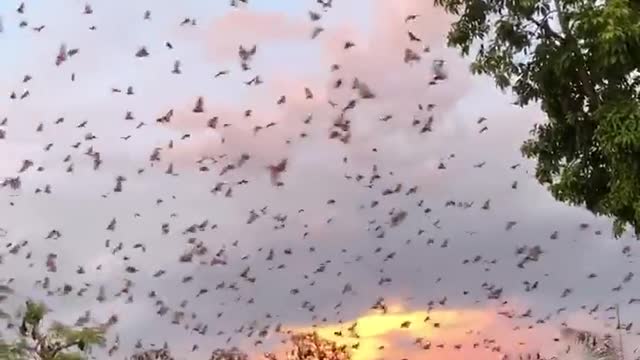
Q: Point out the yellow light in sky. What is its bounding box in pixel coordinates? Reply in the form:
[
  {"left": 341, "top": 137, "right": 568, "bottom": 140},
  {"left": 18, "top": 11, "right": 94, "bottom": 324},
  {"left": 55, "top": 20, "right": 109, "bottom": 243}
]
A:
[{"left": 286, "top": 303, "right": 494, "bottom": 360}]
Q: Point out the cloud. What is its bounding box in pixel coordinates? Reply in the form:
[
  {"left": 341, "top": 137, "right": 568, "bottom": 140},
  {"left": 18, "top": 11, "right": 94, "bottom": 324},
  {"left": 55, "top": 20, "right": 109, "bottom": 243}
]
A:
[
  {"left": 280, "top": 301, "right": 571, "bottom": 360},
  {"left": 161, "top": 0, "right": 472, "bottom": 179},
  {"left": 2, "top": 0, "right": 640, "bottom": 359},
  {"left": 285, "top": 306, "right": 492, "bottom": 360},
  {"left": 205, "top": 9, "right": 313, "bottom": 62}
]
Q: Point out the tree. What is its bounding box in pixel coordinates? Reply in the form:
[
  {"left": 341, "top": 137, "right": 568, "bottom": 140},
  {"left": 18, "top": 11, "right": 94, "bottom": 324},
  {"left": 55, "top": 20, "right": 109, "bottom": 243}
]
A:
[
  {"left": 268, "top": 332, "right": 351, "bottom": 360},
  {"left": 128, "top": 348, "right": 175, "bottom": 360},
  {"left": 434, "top": 0, "right": 640, "bottom": 236},
  {"left": 210, "top": 347, "right": 248, "bottom": 360},
  {"left": 209, "top": 332, "right": 350, "bottom": 360},
  {"left": 0, "top": 300, "right": 106, "bottom": 360}
]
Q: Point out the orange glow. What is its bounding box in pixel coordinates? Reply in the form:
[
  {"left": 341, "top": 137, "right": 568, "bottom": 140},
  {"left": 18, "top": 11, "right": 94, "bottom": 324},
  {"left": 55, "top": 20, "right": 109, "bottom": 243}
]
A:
[{"left": 285, "top": 303, "right": 495, "bottom": 360}]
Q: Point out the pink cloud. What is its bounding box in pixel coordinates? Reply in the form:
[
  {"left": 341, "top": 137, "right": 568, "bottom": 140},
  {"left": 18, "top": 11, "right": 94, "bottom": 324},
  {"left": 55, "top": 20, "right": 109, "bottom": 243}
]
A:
[
  {"left": 159, "top": 0, "right": 530, "bottom": 195},
  {"left": 158, "top": 78, "right": 329, "bottom": 172},
  {"left": 205, "top": 10, "right": 312, "bottom": 62}
]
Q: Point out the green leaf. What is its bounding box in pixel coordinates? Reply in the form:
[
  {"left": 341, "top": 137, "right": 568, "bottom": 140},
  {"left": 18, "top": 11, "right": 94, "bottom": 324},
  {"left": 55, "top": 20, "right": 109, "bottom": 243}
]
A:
[
  {"left": 54, "top": 352, "right": 86, "bottom": 360},
  {"left": 435, "top": 0, "right": 640, "bottom": 237},
  {"left": 24, "top": 301, "right": 47, "bottom": 326}
]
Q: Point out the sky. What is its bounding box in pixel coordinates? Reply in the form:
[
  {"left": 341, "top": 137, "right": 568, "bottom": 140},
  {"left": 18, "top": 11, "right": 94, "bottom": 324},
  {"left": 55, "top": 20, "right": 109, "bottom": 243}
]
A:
[{"left": 0, "top": 0, "right": 639, "bottom": 359}]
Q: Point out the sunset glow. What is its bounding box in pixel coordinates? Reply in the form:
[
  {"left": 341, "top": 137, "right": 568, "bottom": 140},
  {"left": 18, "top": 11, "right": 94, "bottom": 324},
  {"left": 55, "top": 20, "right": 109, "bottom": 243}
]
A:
[{"left": 286, "top": 304, "right": 494, "bottom": 360}]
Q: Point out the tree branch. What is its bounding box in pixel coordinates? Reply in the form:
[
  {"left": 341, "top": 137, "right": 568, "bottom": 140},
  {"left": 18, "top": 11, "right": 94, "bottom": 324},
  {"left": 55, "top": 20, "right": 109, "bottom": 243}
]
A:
[
  {"left": 50, "top": 340, "right": 81, "bottom": 359},
  {"left": 526, "top": 10, "right": 561, "bottom": 40},
  {"left": 552, "top": 0, "right": 599, "bottom": 109}
]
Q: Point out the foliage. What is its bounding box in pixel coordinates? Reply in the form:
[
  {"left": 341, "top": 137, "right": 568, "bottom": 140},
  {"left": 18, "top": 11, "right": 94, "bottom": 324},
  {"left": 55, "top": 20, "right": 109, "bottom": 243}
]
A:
[
  {"left": 0, "top": 339, "right": 29, "bottom": 360},
  {"left": 277, "top": 332, "right": 351, "bottom": 360},
  {"left": 210, "top": 346, "right": 248, "bottom": 360},
  {"left": 0, "top": 300, "right": 106, "bottom": 360},
  {"left": 434, "top": 0, "right": 640, "bottom": 236},
  {"left": 129, "top": 348, "right": 175, "bottom": 360},
  {"left": 209, "top": 332, "right": 351, "bottom": 360},
  {"left": 127, "top": 332, "right": 350, "bottom": 360}
]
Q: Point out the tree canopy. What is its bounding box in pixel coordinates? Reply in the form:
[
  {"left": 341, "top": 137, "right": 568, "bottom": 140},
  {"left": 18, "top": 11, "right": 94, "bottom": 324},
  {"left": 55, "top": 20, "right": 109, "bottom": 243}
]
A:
[
  {"left": 209, "top": 346, "right": 249, "bottom": 360},
  {"left": 280, "top": 332, "right": 351, "bottom": 360},
  {"left": 130, "top": 332, "right": 351, "bottom": 360},
  {"left": 0, "top": 300, "right": 106, "bottom": 360},
  {"left": 434, "top": 0, "right": 640, "bottom": 236}
]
